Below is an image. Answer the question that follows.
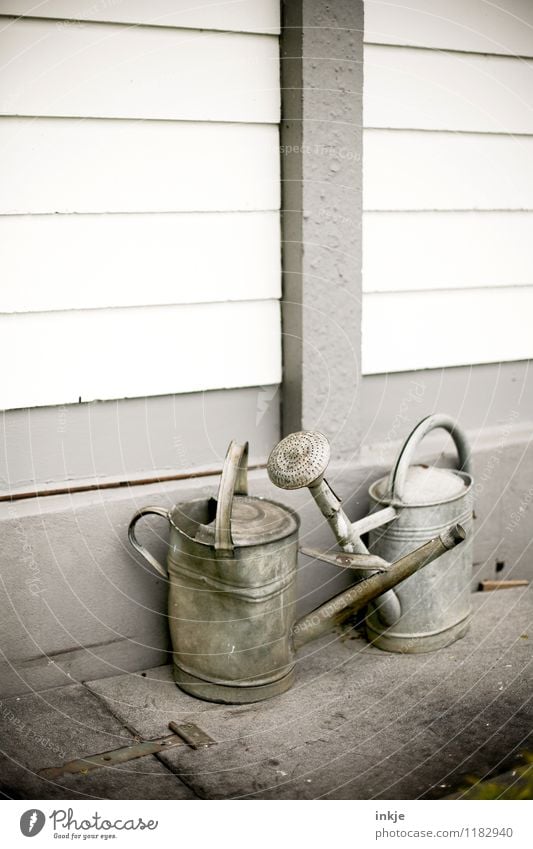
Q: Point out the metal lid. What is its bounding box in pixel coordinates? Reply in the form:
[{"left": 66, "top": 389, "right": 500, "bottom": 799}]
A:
[
  {"left": 373, "top": 465, "right": 467, "bottom": 506},
  {"left": 194, "top": 495, "right": 299, "bottom": 547}
]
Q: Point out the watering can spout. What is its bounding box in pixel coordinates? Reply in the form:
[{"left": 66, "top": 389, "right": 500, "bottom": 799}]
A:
[
  {"left": 292, "top": 523, "right": 466, "bottom": 650},
  {"left": 438, "top": 523, "right": 467, "bottom": 550}
]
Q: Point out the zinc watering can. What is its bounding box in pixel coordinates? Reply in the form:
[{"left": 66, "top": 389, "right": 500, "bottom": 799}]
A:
[
  {"left": 366, "top": 414, "right": 474, "bottom": 652},
  {"left": 129, "top": 440, "right": 466, "bottom": 704}
]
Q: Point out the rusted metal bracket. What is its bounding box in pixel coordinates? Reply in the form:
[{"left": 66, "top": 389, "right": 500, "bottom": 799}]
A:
[
  {"left": 168, "top": 721, "right": 215, "bottom": 749},
  {"left": 39, "top": 722, "right": 216, "bottom": 780},
  {"left": 300, "top": 546, "right": 391, "bottom": 572}
]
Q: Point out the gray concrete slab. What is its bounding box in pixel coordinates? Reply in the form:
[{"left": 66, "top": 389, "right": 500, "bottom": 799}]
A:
[
  {"left": 0, "top": 683, "right": 195, "bottom": 799},
  {"left": 86, "top": 588, "right": 533, "bottom": 799}
]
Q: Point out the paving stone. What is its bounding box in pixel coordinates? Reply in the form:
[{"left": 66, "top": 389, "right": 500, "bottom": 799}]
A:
[
  {"left": 0, "top": 683, "right": 195, "bottom": 799},
  {"left": 86, "top": 588, "right": 533, "bottom": 799}
]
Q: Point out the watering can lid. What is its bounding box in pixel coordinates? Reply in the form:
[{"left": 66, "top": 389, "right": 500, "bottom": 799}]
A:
[
  {"left": 374, "top": 464, "right": 467, "bottom": 505},
  {"left": 195, "top": 495, "right": 299, "bottom": 547}
]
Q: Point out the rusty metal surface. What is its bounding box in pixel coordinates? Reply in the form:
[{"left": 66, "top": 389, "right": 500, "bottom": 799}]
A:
[
  {"left": 168, "top": 722, "right": 216, "bottom": 749},
  {"left": 168, "top": 518, "right": 300, "bottom": 703},
  {"left": 39, "top": 735, "right": 185, "bottom": 780},
  {"left": 38, "top": 721, "right": 216, "bottom": 779},
  {"left": 129, "top": 441, "right": 301, "bottom": 704},
  {"left": 300, "top": 546, "right": 390, "bottom": 572}
]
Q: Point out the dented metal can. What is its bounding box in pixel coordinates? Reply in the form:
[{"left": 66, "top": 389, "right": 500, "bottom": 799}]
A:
[
  {"left": 128, "top": 442, "right": 300, "bottom": 704},
  {"left": 367, "top": 415, "right": 474, "bottom": 653},
  {"left": 166, "top": 493, "right": 300, "bottom": 703}
]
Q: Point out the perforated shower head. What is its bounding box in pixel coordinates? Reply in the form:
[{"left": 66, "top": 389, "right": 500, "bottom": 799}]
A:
[{"left": 267, "top": 431, "right": 331, "bottom": 490}]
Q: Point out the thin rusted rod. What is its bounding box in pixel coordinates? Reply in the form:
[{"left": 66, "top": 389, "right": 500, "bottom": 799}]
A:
[{"left": 0, "top": 463, "right": 266, "bottom": 504}]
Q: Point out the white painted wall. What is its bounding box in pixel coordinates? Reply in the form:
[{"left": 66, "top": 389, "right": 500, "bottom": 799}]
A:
[
  {"left": 0, "top": 2, "right": 281, "bottom": 409},
  {"left": 0, "top": 1, "right": 279, "bottom": 33},
  {"left": 362, "top": 0, "right": 533, "bottom": 373}
]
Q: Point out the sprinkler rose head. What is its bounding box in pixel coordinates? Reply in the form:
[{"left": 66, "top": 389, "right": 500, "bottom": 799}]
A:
[{"left": 267, "top": 431, "right": 331, "bottom": 490}]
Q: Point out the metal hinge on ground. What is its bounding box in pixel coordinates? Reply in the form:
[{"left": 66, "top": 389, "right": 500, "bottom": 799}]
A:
[{"left": 38, "top": 722, "right": 216, "bottom": 780}]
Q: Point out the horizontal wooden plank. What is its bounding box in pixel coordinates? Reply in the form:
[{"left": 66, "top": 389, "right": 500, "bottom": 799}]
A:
[
  {"left": 0, "top": 1, "right": 279, "bottom": 33},
  {"left": 362, "top": 287, "right": 533, "bottom": 373},
  {"left": 0, "top": 212, "right": 280, "bottom": 312},
  {"left": 0, "top": 118, "right": 280, "bottom": 214},
  {"left": 364, "top": 129, "right": 533, "bottom": 210},
  {"left": 364, "top": 45, "right": 533, "bottom": 134},
  {"left": 0, "top": 301, "right": 281, "bottom": 409},
  {"left": 365, "top": 0, "right": 533, "bottom": 57},
  {"left": 0, "top": 18, "right": 279, "bottom": 122},
  {"left": 0, "top": 386, "right": 280, "bottom": 493},
  {"left": 363, "top": 211, "right": 533, "bottom": 292}
]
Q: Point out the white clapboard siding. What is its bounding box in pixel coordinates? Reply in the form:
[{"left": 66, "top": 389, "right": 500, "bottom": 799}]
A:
[
  {"left": 362, "top": 287, "right": 533, "bottom": 374},
  {"left": 1, "top": 301, "right": 281, "bottom": 409},
  {"left": 0, "top": 0, "right": 280, "bottom": 33},
  {"left": 0, "top": 212, "right": 281, "bottom": 312},
  {"left": 362, "top": 1, "right": 533, "bottom": 375},
  {"left": 0, "top": 18, "right": 279, "bottom": 122},
  {"left": 0, "top": 3, "right": 281, "bottom": 410},
  {"left": 365, "top": 0, "right": 533, "bottom": 57},
  {"left": 364, "top": 129, "right": 533, "bottom": 211},
  {"left": 0, "top": 118, "right": 280, "bottom": 214},
  {"left": 363, "top": 211, "right": 533, "bottom": 292},
  {"left": 364, "top": 45, "right": 533, "bottom": 134}
]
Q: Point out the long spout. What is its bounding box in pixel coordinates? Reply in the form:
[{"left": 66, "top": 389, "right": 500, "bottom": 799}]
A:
[{"left": 293, "top": 524, "right": 466, "bottom": 650}]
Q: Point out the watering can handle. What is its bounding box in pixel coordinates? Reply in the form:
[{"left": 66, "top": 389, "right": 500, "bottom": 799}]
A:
[
  {"left": 215, "top": 440, "right": 249, "bottom": 553},
  {"left": 389, "top": 414, "right": 471, "bottom": 502},
  {"left": 128, "top": 506, "right": 170, "bottom": 579}
]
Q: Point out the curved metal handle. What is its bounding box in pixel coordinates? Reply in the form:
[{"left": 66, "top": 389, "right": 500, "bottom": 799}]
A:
[
  {"left": 128, "top": 506, "right": 170, "bottom": 578},
  {"left": 214, "top": 441, "right": 249, "bottom": 553},
  {"left": 389, "top": 413, "right": 471, "bottom": 502}
]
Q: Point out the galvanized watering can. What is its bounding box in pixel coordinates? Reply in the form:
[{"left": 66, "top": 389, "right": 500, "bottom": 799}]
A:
[
  {"left": 129, "top": 440, "right": 466, "bottom": 704},
  {"left": 367, "top": 414, "right": 474, "bottom": 652}
]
